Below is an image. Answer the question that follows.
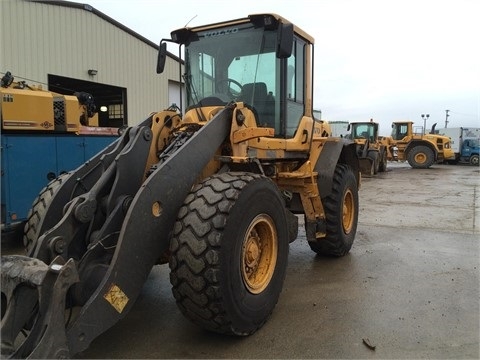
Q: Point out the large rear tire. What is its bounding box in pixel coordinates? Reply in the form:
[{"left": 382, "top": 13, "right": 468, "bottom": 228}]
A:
[
  {"left": 407, "top": 145, "right": 434, "bottom": 168},
  {"left": 309, "top": 164, "right": 359, "bottom": 256},
  {"left": 169, "top": 172, "right": 289, "bottom": 335}
]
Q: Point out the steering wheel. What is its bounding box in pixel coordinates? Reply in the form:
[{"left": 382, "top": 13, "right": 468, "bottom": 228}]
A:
[{"left": 215, "top": 78, "right": 243, "bottom": 100}]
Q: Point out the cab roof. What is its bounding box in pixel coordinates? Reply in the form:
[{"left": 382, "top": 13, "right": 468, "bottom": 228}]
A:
[{"left": 172, "top": 13, "right": 314, "bottom": 44}]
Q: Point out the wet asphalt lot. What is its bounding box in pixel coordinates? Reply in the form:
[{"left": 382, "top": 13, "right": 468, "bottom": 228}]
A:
[{"left": 3, "top": 162, "right": 480, "bottom": 359}]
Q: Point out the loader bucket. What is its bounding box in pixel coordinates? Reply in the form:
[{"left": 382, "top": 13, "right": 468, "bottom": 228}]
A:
[
  {"left": 1, "top": 256, "right": 79, "bottom": 359},
  {"left": 359, "top": 158, "right": 374, "bottom": 177}
]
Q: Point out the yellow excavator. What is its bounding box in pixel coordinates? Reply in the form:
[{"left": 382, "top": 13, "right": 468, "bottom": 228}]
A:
[{"left": 1, "top": 14, "right": 360, "bottom": 358}]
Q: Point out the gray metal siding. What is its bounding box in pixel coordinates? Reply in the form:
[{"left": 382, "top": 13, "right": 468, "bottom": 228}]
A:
[{"left": 1, "top": 0, "right": 181, "bottom": 125}]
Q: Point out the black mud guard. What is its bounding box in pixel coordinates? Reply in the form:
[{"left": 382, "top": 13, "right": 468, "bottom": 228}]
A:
[{"left": 314, "top": 138, "right": 360, "bottom": 199}]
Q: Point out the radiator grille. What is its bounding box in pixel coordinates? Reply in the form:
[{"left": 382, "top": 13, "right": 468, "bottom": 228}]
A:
[{"left": 53, "top": 97, "right": 65, "bottom": 126}]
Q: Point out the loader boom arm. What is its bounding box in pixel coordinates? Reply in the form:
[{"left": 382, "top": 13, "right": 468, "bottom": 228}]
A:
[
  {"left": 1, "top": 106, "right": 233, "bottom": 358},
  {"left": 66, "top": 105, "right": 233, "bottom": 355}
]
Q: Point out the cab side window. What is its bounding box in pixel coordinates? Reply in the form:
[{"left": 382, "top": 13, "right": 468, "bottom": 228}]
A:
[{"left": 285, "top": 37, "right": 305, "bottom": 138}]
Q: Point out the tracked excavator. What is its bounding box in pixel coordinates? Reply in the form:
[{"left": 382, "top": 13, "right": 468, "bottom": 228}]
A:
[{"left": 1, "top": 13, "right": 360, "bottom": 358}]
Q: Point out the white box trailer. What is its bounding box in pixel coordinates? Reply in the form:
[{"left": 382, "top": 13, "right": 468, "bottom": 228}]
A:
[
  {"left": 463, "top": 128, "right": 480, "bottom": 137},
  {"left": 437, "top": 127, "right": 480, "bottom": 151},
  {"left": 436, "top": 127, "right": 480, "bottom": 164}
]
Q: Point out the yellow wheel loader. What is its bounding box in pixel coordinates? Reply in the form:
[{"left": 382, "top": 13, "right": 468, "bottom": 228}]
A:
[
  {"left": 347, "top": 119, "right": 388, "bottom": 176},
  {"left": 389, "top": 121, "right": 455, "bottom": 168},
  {"left": 1, "top": 14, "right": 360, "bottom": 358}
]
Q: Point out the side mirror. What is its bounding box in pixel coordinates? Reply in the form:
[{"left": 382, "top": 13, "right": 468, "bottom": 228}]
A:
[
  {"left": 156, "top": 42, "right": 167, "bottom": 74},
  {"left": 277, "top": 23, "right": 293, "bottom": 58}
]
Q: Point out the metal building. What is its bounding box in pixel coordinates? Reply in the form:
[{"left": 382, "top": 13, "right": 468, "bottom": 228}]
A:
[{"left": 0, "top": 0, "right": 182, "bottom": 128}]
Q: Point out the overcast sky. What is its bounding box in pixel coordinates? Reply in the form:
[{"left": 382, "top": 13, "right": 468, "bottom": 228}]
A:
[{"left": 78, "top": 0, "right": 479, "bottom": 135}]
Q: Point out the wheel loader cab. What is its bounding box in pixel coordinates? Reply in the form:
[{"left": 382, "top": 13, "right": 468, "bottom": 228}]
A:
[
  {"left": 160, "top": 14, "right": 318, "bottom": 144},
  {"left": 391, "top": 122, "right": 410, "bottom": 141},
  {"left": 351, "top": 123, "right": 377, "bottom": 143}
]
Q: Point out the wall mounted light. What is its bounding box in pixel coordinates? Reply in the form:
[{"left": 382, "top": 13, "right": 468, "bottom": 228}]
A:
[
  {"left": 100, "top": 106, "right": 108, "bottom": 112},
  {"left": 88, "top": 69, "right": 98, "bottom": 76}
]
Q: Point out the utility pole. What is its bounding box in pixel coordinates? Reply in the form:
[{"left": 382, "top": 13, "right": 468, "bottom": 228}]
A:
[{"left": 445, "top": 109, "right": 450, "bottom": 128}]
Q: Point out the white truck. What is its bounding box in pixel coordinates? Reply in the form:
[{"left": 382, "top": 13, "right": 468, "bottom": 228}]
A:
[{"left": 436, "top": 127, "right": 480, "bottom": 165}]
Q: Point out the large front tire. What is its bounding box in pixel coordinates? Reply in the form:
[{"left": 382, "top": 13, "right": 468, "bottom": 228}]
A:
[
  {"left": 169, "top": 172, "right": 289, "bottom": 336},
  {"left": 309, "top": 164, "right": 359, "bottom": 256},
  {"left": 368, "top": 150, "right": 380, "bottom": 174},
  {"left": 379, "top": 149, "right": 388, "bottom": 172}
]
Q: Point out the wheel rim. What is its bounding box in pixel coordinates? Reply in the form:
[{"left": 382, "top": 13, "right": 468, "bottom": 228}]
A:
[
  {"left": 414, "top": 152, "right": 427, "bottom": 164},
  {"left": 241, "top": 214, "right": 277, "bottom": 294},
  {"left": 342, "top": 189, "right": 355, "bottom": 234}
]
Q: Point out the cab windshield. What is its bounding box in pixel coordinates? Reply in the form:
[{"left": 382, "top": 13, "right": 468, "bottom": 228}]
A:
[
  {"left": 184, "top": 22, "right": 279, "bottom": 129},
  {"left": 352, "top": 124, "right": 376, "bottom": 142}
]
